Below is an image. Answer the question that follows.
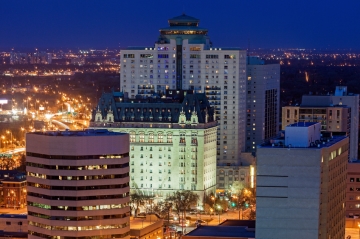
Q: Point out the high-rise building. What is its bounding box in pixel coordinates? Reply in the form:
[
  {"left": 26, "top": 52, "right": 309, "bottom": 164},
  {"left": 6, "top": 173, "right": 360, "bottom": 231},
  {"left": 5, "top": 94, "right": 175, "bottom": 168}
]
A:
[
  {"left": 26, "top": 129, "right": 130, "bottom": 239},
  {"left": 120, "top": 14, "right": 280, "bottom": 167},
  {"left": 256, "top": 122, "right": 348, "bottom": 239},
  {"left": 90, "top": 91, "right": 217, "bottom": 203},
  {"left": 282, "top": 86, "right": 358, "bottom": 159},
  {"left": 245, "top": 56, "right": 280, "bottom": 153}
]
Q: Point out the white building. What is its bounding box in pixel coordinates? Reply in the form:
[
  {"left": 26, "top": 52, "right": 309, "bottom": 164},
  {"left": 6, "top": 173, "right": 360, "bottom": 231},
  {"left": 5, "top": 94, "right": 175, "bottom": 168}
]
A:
[
  {"left": 120, "top": 14, "right": 246, "bottom": 167},
  {"left": 26, "top": 129, "right": 131, "bottom": 239},
  {"left": 256, "top": 122, "right": 348, "bottom": 239},
  {"left": 90, "top": 91, "right": 217, "bottom": 203}
]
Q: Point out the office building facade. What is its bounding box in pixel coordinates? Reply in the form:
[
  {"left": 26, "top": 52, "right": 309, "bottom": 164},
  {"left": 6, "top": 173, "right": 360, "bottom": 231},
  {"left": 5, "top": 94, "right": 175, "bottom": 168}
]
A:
[
  {"left": 26, "top": 129, "right": 130, "bottom": 239},
  {"left": 256, "top": 122, "right": 348, "bottom": 239}
]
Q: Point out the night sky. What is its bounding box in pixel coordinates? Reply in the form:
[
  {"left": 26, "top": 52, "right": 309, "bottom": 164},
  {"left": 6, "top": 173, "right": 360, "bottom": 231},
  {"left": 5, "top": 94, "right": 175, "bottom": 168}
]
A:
[{"left": 1, "top": 0, "right": 360, "bottom": 50}]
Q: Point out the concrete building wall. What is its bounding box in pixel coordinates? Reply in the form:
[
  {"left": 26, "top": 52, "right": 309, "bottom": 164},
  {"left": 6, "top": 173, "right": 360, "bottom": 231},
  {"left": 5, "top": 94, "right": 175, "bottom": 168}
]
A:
[
  {"left": 0, "top": 216, "right": 27, "bottom": 232},
  {"left": 285, "top": 123, "right": 321, "bottom": 147},
  {"left": 26, "top": 130, "right": 131, "bottom": 239},
  {"left": 346, "top": 161, "right": 360, "bottom": 217},
  {"left": 256, "top": 134, "right": 348, "bottom": 239}
]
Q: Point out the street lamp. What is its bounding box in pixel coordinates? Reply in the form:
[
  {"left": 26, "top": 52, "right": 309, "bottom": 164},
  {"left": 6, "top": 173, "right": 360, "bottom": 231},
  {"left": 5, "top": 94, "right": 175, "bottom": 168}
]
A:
[
  {"left": 6, "top": 131, "right": 12, "bottom": 149},
  {"left": 217, "top": 205, "right": 222, "bottom": 224},
  {"left": 0, "top": 135, "right": 4, "bottom": 152}
]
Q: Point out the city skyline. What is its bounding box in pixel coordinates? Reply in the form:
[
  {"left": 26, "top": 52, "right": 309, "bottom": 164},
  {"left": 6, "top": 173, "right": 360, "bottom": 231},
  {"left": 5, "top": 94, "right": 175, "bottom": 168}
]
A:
[{"left": 1, "top": 0, "right": 360, "bottom": 49}]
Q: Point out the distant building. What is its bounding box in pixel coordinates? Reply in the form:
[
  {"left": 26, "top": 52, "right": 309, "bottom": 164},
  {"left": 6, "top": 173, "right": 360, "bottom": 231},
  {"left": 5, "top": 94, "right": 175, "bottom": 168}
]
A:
[
  {"left": 26, "top": 129, "right": 131, "bottom": 239},
  {"left": 90, "top": 91, "right": 217, "bottom": 204},
  {"left": 256, "top": 122, "right": 348, "bottom": 239},
  {"left": 10, "top": 51, "right": 52, "bottom": 64},
  {"left": 282, "top": 86, "right": 358, "bottom": 159},
  {"left": 0, "top": 170, "right": 26, "bottom": 209}
]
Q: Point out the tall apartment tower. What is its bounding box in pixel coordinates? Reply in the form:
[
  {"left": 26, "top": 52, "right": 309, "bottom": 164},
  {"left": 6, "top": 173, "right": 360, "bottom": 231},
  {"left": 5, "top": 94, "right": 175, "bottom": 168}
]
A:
[
  {"left": 90, "top": 91, "right": 217, "bottom": 203},
  {"left": 256, "top": 122, "right": 348, "bottom": 239},
  {"left": 26, "top": 129, "right": 131, "bottom": 239},
  {"left": 282, "top": 86, "right": 359, "bottom": 159},
  {"left": 245, "top": 56, "right": 280, "bottom": 153},
  {"left": 120, "top": 14, "right": 247, "bottom": 166}
]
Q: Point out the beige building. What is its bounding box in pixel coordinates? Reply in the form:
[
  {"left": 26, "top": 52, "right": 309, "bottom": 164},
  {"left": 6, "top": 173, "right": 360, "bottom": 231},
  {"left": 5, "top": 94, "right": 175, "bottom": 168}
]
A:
[
  {"left": 26, "top": 129, "right": 131, "bottom": 239},
  {"left": 256, "top": 122, "right": 348, "bottom": 239},
  {"left": 282, "top": 106, "right": 350, "bottom": 132},
  {"left": 282, "top": 86, "right": 358, "bottom": 160}
]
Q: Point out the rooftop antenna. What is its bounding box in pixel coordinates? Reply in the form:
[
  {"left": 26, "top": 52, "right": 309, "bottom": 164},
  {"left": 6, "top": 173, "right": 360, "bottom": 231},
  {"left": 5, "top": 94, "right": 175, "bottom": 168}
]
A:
[{"left": 247, "top": 38, "right": 250, "bottom": 56}]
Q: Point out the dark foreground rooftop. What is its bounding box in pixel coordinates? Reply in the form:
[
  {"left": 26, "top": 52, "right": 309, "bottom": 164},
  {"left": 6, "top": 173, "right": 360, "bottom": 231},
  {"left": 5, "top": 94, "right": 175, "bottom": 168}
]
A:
[
  {"left": 29, "top": 129, "right": 125, "bottom": 137},
  {"left": 184, "top": 220, "right": 255, "bottom": 238}
]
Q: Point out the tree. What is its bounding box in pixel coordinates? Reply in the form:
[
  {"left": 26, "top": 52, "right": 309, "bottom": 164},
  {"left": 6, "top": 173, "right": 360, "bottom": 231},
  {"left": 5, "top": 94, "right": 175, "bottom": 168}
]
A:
[
  {"left": 16, "top": 154, "right": 26, "bottom": 172},
  {"left": 203, "top": 203, "right": 212, "bottom": 214},
  {"left": 152, "top": 201, "right": 169, "bottom": 218},
  {"left": 237, "top": 188, "right": 256, "bottom": 219},
  {"left": 230, "top": 181, "right": 245, "bottom": 195},
  {"left": 130, "top": 193, "right": 145, "bottom": 216},
  {"left": 166, "top": 190, "right": 199, "bottom": 223},
  {"left": 143, "top": 195, "right": 155, "bottom": 214},
  {"left": 0, "top": 156, "right": 16, "bottom": 170}
]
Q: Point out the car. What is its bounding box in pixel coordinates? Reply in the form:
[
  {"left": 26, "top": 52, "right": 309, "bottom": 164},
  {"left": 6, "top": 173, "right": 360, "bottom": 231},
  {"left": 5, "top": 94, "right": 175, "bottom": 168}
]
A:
[
  {"left": 189, "top": 209, "right": 197, "bottom": 214},
  {"left": 137, "top": 212, "right": 146, "bottom": 217},
  {"left": 169, "top": 225, "right": 177, "bottom": 231}
]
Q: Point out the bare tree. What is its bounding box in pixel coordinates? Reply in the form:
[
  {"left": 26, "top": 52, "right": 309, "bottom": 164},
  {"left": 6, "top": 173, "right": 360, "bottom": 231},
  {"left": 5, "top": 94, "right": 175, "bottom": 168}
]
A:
[
  {"left": 130, "top": 193, "right": 145, "bottom": 216},
  {"left": 167, "top": 190, "right": 199, "bottom": 223}
]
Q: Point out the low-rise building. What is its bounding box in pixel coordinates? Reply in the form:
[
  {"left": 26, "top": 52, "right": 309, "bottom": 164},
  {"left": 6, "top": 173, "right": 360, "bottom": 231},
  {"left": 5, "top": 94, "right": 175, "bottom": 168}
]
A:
[
  {"left": 0, "top": 170, "right": 26, "bottom": 209},
  {"left": 130, "top": 215, "right": 163, "bottom": 239},
  {"left": 183, "top": 220, "right": 255, "bottom": 239},
  {"left": 0, "top": 214, "right": 27, "bottom": 232}
]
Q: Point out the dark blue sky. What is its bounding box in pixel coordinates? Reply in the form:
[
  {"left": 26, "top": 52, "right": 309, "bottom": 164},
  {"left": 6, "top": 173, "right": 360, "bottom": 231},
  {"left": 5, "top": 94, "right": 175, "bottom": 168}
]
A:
[{"left": 1, "top": 0, "right": 360, "bottom": 50}]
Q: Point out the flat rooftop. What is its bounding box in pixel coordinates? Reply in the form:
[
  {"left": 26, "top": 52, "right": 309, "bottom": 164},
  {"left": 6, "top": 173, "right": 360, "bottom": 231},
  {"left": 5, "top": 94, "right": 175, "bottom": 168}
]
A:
[
  {"left": 287, "top": 122, "right": 318, "bottom": 127},
  {"left": 28, "top": 129, "right": 126, "bottom": 137},
  {"left": 0, "top": 214, "right": 27, "bottom": 219},
  {"left": 260, "top": 136, "right": 347, "bottom": 149},
  {"left": 130, "top": 217, "right": 160, "bottom": 230},
  {"left": 219, "top": 219, "right": 255, "bottom": 228},
  {"left": 185, "top": 225, "right": 255, "bottom": 238}
]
